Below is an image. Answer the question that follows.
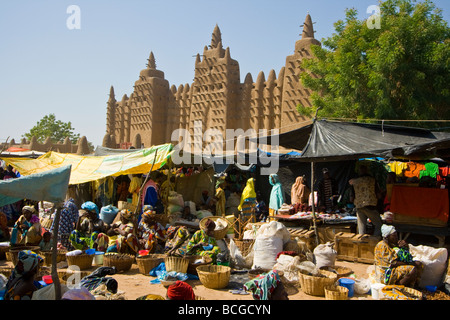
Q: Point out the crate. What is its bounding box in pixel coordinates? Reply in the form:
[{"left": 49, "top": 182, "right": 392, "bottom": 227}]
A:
[
  {"left": 288, "top": 228, "right": 317, "bottom": 251},
  {"left": 334, "top": 232, "right": 379, "bottom": 264}
]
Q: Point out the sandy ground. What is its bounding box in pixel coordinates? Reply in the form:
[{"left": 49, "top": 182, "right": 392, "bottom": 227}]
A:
[{"left": 0, "top": 257, "right": 373, "bottom": 301}]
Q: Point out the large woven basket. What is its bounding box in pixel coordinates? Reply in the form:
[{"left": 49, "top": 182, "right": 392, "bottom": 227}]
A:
[
  {"left": 6, "top": 246, "right": 41, "bottom": 266},
  {"left": 165, "top": 256, "right": 189, "bottom": 273},
  {"left": 136, "top": 254, "right": 166, "bottom": 276},
  {"left": 103, "top": 253, "right": 134, "bottom": 272},
  {"left": 41, "top": 250, "right": 67, "bottom": 266},
  {"left": 66, "top": 253, "right": 94, "bottom": 270},
  {"left": 185, "top": 255, "right": 213, "bottom": 276},
  {"left": 298, "top": 269, "right": 338, "bottom": 297},
  {"left": 200, "top": 216, "right": 231, "bottom": 240},
  {"left": 324, "top": 285, "right": 349, "bottom": 300},
  {"left": 234, "top": 239, "right": 255, "bottom": 257},
  {"left": 320, "top": 265, "right": 353, "bottom": 279},
  {"left": 196, "top": 265, "right": 231, "bottom": 289}
]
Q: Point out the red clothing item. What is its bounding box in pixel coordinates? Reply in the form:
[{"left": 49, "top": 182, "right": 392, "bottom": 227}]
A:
[{"left": 167, "top": 281, "right": 196, "bottom": 300}]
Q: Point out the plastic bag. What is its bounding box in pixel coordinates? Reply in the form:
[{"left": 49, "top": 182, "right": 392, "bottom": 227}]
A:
[
  {"left": 354, "top": 278, "right": 371, "bottom": 295},
  {"left": 409, "top": 244, "right": 448, "bottom": 288}
]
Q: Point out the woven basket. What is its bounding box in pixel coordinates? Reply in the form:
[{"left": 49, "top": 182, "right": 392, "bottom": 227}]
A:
[
  {"left": 234, "top": 239, "right": 255, "bottom": 257},
  {"left": 0, "top": 245, "right": 9, "bottom": 260},
  {"left": 185, "top": 255, "right": 213, "bottom": 276},
  {"left": 103, "top": 253, "right": 134, "bottom": 272},
  {"left": 136, "top": 254, "right": 166, "bottom": 276},
  {"left": 298, "top": 269, "right": 338, "bottom": 297},
  {"left": 66, "top": 253, "right": 94, "bottom": 270},
  {"left": 320, "top": 265, "right": 353, "bottom": 279},
  {"left": 381, "top": 285, "right": 423, "bottom": 300},
  {"left": 58, "top": 270, "right": 91, "bottom": 285},
  {"left": 41, "top": 250, "right": 67, "bottom": 266},
  {"left": 196, "top": 265, "right": 231, "bottom": 289},
  {"left": 165, "top": 256, "right": 189, "bottom": 273},
  {"left": 6, "top": 246, "right": 41, "bottom": 266},
  {"left": 200, "top": 216, "right": 230, "bottom": 240},
  {"left": 325, "top": 285, "right": 349, "bottom": 300},
  {"left": 0, "top": 267, "right": 14, "bottom": 278}
]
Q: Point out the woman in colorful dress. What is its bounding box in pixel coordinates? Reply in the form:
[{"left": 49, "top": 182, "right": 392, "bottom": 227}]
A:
[
  {"left": 50, "top": 198, "right": 79, "bottom": 250},
  {"left": 137, "top": 210, "right": 167, "bottom": 253},
  {"left": 70, "top": 201, "right": 108, "bottom": 251},
  {"left": 105, "top": 209, "right": 139, "bottom": 254},
  {"left": 244, "top": 270, "right": 288, "bottom": 300},
  {"left": 374, "top": 224, "right": 423, "bottom": 287},
  {"left": 10, "top": 206, "right": 42, "bottom": 246},
  {"left": 164, "top": 225, "right": 191, "bottom": 256},
  {"left": 186, "top": 218, "right": 220, "bottom": 262},
  {"left": 4, "top": 250, "right": 43, "bottom": 300}
]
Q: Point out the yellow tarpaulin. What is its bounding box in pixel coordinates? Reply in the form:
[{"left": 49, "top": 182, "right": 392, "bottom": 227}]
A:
[{"left": 1, "top": 143, "right": 174, "bottom": 185}]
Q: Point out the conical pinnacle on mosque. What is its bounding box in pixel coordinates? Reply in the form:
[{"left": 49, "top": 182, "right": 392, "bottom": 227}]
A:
[
  {"left": 146, "top": 51, "right": 157, "bottom": 69},
  {"left": 301, "top": 13, "right": 315, "bottom": 39},
  {"left": 211, "top": 24, "right": 223, "bottom": 49}
]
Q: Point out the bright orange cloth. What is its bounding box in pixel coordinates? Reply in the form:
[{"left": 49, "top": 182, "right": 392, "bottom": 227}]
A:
[
  {"left": 390, "top": 185, "right": 449, "bottom": 222},
  {"left": 403, "top": 162, "right": 425, "bottom": 178}
]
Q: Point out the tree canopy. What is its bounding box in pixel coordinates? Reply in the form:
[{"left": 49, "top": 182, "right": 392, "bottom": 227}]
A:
[
  {"left": 298, "top": 0, "right": 450, "bottom": 128},
  {"left": 22, "top": 114, "right": 81, "bottom": 144}
]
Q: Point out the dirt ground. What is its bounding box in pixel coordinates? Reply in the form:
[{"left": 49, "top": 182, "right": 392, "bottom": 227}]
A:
[{"left": 0, "top": 257, "right": 373, "bottom": 300}]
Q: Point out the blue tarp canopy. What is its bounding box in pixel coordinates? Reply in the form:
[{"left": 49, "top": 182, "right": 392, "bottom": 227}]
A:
[{"left": 0, "top": 165, "right": 71, "bottom": 207}]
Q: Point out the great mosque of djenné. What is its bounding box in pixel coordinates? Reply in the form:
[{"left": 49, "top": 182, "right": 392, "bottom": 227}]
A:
[{"left": 104, "top": 14, "right": 321, "bottom": 151}]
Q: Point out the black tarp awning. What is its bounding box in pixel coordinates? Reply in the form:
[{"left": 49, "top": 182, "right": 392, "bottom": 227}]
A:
[{"left": 261, "top": 120, "right": 450, "bottom": 162}]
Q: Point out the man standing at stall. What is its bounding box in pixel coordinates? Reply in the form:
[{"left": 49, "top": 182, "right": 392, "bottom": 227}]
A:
[{"left": 349, "top": 165, "right": 383, "bottom": 237}]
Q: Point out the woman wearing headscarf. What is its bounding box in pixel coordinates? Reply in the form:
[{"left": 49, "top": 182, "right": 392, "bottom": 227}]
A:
[
  {"left": 374, "top": 224, "right": 423, "bottom": 287},
  {"left": 164, "top": 225, "right": 191, "bottom": 257},
  {"left": 166, "top": 281, "right": 196, "bottom": 300},
  {"left": 4, "top": 250, "right": 43, "bottom": 300},
  {"left": 70, "top": 201, "right": 108, "bottom": 251},
  {"left": 105, "top": 209, "right": 139, "bottom": 254},
  {"left": 214, "top": 179, "right": 226, "bottom": 216},
  {"left": 0, "top": 211, "right": 10, "bottom": 241},
  {"left": 269, "top": 174, "right": 284, "bottom": 216},
  {"left": 244, "top": 270, "right": 288, "bottom": 300},
  {"left": 238, "top": 178, "right": 257, "bottom": 212},
  {"left": 186, "top": 218, "right": 220, "bottom": 263},
  {"left": 50, "top": 198, "right": 79, "bottom": 250},
  {"left": 128, "top": 174, "right": 143, "bottom": 207},
  {"left": 10, "top": 206, "right": 42, "bottom": 246},
  {"left": 137, "top": 209, "right": 167, "bottom": 253},
  {"left": 291, "top": 176, "right": 310, "bottom": 213}
]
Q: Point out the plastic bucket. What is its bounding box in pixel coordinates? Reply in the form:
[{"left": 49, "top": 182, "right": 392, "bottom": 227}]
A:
[
  {"left": 338, "top": 278, "right": 355, "bottom": 298},
  {"left": 42, "top": 275, "right": 53, "bottom": 284},
  {"left": 94, "top": 251, "right": 104, "bottom": 265},
  {"left": 371, "top": 283, "right": 386, "bottom": 300}
]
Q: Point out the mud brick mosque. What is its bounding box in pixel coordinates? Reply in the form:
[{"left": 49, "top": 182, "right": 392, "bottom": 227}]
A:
[{"left": 104, "top": 14, "right": 321, "bottom": 150}]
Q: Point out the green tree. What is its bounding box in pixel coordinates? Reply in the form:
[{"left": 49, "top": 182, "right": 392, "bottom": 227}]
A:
[
  {"left": 22, "top": 114, "right": 81, "bottom": 143},
  {"left": 299, "top": 0, "right": 450, "bottom": 127}
]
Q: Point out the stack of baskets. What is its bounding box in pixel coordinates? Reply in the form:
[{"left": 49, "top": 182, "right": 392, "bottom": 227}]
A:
[
  {"left": 6, "top": 246, "right": 41, "bottom": 266},
  {"left": 184, "top": 255, "right": 212, "bottom": 276},
  {"left": 298, "top": 269, "right": 338, "bottom": 297},
  {"left": 324, "top": 285, "right": 349, "bottom": 300},
  {"left": 58, "top": 270, "right": 91, "bottom": 285},
  {"left": 136, "top": 254, "right": 166, "bottom": 276},
  {"left": 196, "top": 265, "right": 231, "bottom": 289},
  {"left": 66, "top": 253, "right": 94, "bottom": 270},
  {"left": 200, "top": 216, "right": 230, "bottom": 240},
  {"left": 103, "top": 253, "right": 134, "bottom": 272},
  {"left": 41, "top": 250, "right": 67, "bottom": 266},
  {"left": 164, "top": 256, "right": 189, "bottom": 273}
]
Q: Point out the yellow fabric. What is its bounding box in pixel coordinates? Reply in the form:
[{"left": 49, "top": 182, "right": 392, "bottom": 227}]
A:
[
  {"left": 128, "top": 176, "right": 143, "bottom": 207},
  {"left": 2, "top": 143, "right": 173, "bottom": 185},
  {"left": 238, "top": 178, "right": 257, "bottom": 211},
  {"left": 215, "top": 187, "right": 226, "bottom": 216},
  {"left": 388, "top": 162, "right": 408, "bottom": 176}
]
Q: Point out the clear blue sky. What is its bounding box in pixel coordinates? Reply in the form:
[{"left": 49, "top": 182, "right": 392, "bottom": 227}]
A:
[{"left": 1, "top": 0, "right": 449, "bottom": 147}]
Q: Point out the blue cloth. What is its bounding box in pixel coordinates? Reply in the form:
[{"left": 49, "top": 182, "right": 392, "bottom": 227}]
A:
[
  {"left": 0, "top": 165, "right": 71, "bottom": 207},
  {"left": 269, "top": 174, "right": 284, "bottom": 211},
  {"left": 81, "top": 201, "right": 99, "bottom": 215},
  {"left": 148, "top": 262, "right": 199, "bottom": 283}
]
